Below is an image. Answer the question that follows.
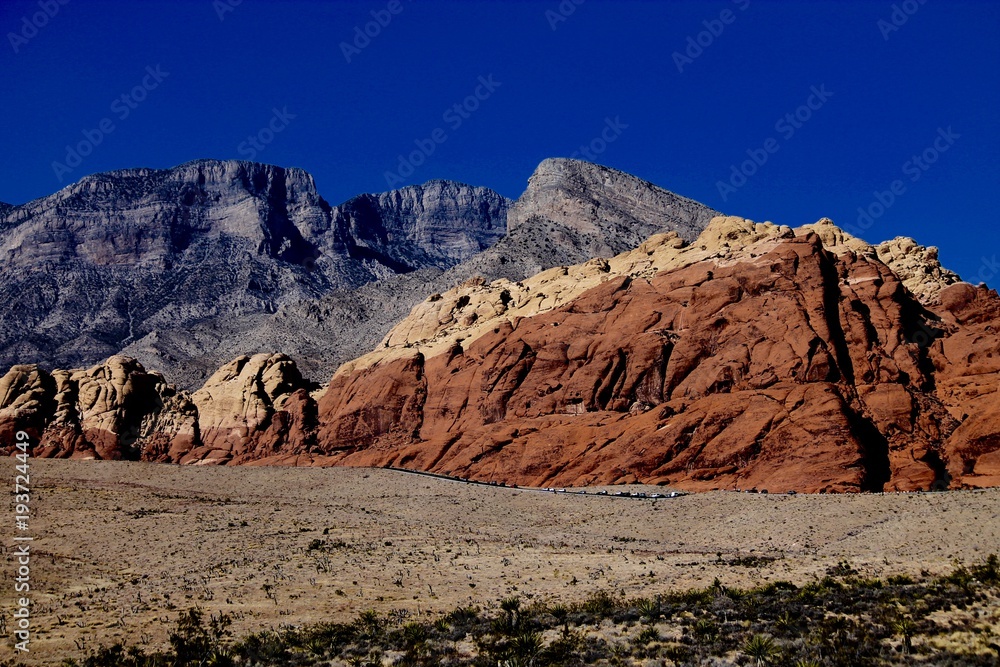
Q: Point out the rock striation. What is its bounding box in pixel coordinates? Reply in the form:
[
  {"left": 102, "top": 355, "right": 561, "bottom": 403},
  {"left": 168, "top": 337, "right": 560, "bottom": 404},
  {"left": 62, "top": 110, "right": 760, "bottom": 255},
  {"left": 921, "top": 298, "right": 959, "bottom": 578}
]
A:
[
  {"left": 0, "top": 160, "right": 509, "bottom": 386},
  {"left": 309, "top": 218, "right": 999, "bottom": 492}
]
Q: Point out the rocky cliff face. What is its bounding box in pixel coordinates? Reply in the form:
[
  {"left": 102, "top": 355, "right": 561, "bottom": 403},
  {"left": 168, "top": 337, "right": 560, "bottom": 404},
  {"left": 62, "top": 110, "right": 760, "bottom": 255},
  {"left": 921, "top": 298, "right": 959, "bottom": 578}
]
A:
[
  {"left": 453, "top": 158, "right": 720, "bottom": 283},
  {"left": 330, "top": 179, "right": 507, "bottom": 275},
  {"left": 2, "top": 217, "right": 997, "bottom": 493},
  {"left": 507, "top": 158, "right": 711, "bottom": 242},
  {"left": 0, "top": 160, "right": 509, "bottom": 384},
  {"left": 309, "top": 217, "right": 998, "bottom": 493}
]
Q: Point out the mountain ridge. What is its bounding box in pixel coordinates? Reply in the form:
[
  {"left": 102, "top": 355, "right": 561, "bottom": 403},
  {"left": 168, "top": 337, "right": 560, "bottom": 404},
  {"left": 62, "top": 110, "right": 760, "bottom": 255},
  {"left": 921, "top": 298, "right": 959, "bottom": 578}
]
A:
[
  {"left": 0, "top": 159, "right": 513, "bottom": 383},
  {"left": 0, "top": 157, "right": 718, "bottom": 388}
]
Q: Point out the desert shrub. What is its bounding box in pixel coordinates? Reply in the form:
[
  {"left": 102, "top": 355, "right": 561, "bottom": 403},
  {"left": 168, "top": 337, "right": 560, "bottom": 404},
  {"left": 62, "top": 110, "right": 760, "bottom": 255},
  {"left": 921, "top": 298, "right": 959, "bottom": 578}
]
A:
[
  {"left": 169, "top": 608, "right": 232, "bottom": 667},
  {"left": 578, "top": 588, "right": 617, "bottom": 617},
  {"left": 66, "top": 559, "right": 1000, "bottom": 667}
]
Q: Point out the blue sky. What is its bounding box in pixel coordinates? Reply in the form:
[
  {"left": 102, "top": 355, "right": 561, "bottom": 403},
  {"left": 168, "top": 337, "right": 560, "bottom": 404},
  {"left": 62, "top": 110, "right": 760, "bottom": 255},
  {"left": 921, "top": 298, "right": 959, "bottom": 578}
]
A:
[{"left": 1, "top": 0, "right": 997, "bottom": 280}]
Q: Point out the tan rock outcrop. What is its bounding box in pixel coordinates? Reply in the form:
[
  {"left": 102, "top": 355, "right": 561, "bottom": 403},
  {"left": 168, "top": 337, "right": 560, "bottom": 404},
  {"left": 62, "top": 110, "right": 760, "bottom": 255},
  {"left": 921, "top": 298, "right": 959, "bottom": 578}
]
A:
[
  {"left": 0, "top": 357, "right": 197, "bottom": 460},
  {"left": 183, "top": 353, "right": 317, "bottom": 464},
  {"left": 874, "top": 237, "right": 961, "bottom": 305}
]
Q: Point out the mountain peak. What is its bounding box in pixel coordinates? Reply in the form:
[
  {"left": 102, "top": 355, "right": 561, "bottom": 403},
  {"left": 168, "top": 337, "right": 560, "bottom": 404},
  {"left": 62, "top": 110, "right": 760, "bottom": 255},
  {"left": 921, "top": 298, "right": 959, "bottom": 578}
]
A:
[{"left": 507, "top": 157, "right": 719, "bottom": 245}]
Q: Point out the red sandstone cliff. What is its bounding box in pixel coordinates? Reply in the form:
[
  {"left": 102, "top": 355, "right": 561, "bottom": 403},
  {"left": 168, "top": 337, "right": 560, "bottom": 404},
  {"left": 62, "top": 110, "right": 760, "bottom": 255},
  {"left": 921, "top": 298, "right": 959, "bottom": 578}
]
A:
[
  {"left": 311, "top": 227, "right": 975, "bottom": 492},
  {"left": 3, "top": 219, "right": 998, "bottom": 493}
]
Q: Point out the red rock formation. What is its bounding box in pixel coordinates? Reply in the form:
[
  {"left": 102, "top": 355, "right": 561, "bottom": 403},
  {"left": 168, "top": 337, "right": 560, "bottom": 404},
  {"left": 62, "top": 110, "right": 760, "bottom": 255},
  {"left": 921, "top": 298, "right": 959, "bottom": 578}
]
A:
[
  {"left": 931, "top": 283, "right": 1000, "bottom": 487},
  {"left": 312, "top": 231, "right": 996, "bottom": 493},
  {"left": 4, "top": 222, "right": 999, "bottom": 494}
]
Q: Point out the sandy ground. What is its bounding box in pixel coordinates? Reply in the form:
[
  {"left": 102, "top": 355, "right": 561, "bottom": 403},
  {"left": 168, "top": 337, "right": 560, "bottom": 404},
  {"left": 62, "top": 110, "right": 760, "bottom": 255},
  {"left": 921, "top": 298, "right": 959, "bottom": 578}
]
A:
[{"left": 2, "top": 458, "right": 998, "bottom": 663}]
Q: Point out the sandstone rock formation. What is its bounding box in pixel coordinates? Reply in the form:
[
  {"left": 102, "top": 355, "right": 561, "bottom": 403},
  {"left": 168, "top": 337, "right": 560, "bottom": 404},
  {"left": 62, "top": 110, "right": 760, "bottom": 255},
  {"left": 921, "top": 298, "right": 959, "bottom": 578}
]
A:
[
  {"left": 309, "top": 219, "right": 999, "bottom": 493},
  {"left": 3, "top": 160, "right": 995, "bottom": 494},
  {"left": 930, "top": 282, "right": 1000, "bottom": 487},
  {"left": 341, "top": 217, "right": 961, "bottom": 377},
  {"left": 873, "top": 237, "right": 961, "bottom": 304},
  {"left": 339, "top": 216, "right": 788, "bottom": 377},
  {"left": 796, "top": 219, "right": 959, "bottom": 305},
  {"left": 2, "top": 216, "right": 998, "bottom": 492},
  {"left": 0, "top": 353, "right": 319, "bottom": 466},
  {"left": 0, "top": 357, "right": 197, "bottom": 460},
  {"left": 182, "top": 353, "right": 319, "bottom": 465}
]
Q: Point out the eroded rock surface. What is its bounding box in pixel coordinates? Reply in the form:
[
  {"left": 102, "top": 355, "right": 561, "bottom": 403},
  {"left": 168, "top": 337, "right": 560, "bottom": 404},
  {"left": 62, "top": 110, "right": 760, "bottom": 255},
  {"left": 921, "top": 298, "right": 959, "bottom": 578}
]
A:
[
  {"left": 312, "top": 222, "right": 998, "bottom": 492},
  {"left": 0, "top": 357, "right": 197, "bottom": 460}
]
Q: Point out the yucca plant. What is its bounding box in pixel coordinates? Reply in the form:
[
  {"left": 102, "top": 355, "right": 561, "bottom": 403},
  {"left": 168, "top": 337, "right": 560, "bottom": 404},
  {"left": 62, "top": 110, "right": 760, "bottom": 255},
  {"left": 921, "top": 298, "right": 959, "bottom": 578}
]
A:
[
  {"left": 892, "top": 616, "right": 917, "bottom": 654},
  {"left": 742, "top": 634, "right": 780, "bottom": 667},
  {"left": 502, "top": 630, "right": 543, "bottom": 667},
  {"left": 636, "top": 596, "right": 661, "bottom": 624}
]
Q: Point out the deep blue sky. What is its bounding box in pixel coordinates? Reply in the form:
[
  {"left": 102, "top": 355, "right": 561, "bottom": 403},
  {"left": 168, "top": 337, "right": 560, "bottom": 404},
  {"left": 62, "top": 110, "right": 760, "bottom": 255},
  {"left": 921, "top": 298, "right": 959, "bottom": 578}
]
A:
[{"left": 1, "top": 0, "right": 997, "bottom": 280}]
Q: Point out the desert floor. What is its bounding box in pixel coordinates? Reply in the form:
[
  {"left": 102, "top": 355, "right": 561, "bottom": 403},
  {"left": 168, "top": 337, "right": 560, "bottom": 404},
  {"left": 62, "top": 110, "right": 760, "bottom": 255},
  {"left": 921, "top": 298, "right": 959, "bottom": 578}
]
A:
[{"left": 2, "top": 458, "right": 998, "bottom": 662}]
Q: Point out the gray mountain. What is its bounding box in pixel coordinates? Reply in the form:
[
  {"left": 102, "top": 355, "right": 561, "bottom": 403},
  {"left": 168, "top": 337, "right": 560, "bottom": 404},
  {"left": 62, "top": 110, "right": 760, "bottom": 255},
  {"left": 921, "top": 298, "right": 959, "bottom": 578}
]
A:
[
  {"left": 113, "top": 158, "right": 720, "bottom": 388},
  {"left": 446, "top": 158, "right": 717, "bottom": 283},
  {"left": 0, "top": 160, "right": 508, "bottom": 378},
  {"left": 1, "top": 158, "right": 720, "bottom": 388}
]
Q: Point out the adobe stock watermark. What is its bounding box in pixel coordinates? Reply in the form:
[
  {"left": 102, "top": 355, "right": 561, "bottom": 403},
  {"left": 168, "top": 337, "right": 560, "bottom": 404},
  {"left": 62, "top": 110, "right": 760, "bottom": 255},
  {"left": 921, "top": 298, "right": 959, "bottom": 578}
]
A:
[
  {"left": 383, "top": 75, "right": 501, "bottom": 188},
  {"left": 546, "top": 0, "right": 585, "bottom": 31},
  {"left": 569, "top": 117, "right": 628, "bottom": 161},
  {"left": 341, "top": 0, "right": 410, "bottom": 63},
  {"left": 213, "top": 0, "right": 243, "bottom": 22},
  {"left": 673, "top": 0, "right": 750, "bottom": 73},
  {"left": 237, "top": 107, "right": 296, "bottom": 160},
  {"left": 11, "top": 431, "right": 33, "bottom": 653},
  {"left": 7, "top": 0, "right": 70, "bottom": 54},
  {"left": 847, "top": 126, "right": 959, "bottom": 237},
  {"left": 716, "top": 84, "right": 833, "bottom": 202},
  {"left": 878, "top": 0, "right": 928, "bottom": 41},
  {"left": 51, "top": 65, "right": 170, "bottom": 182}
]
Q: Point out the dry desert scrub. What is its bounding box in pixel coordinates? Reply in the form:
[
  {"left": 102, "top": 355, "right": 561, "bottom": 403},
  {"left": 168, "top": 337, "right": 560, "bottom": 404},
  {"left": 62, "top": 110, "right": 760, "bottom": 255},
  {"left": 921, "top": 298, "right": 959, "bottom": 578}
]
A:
[{"left": 27, "top": 555, "right": 1000, "bottom": 667}]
